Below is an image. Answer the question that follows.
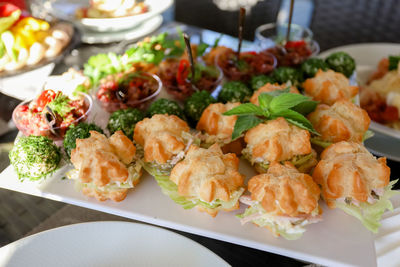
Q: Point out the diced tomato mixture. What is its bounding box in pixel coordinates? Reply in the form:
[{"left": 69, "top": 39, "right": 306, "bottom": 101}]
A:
[
  {"left": 14, "top": 90, "right": 88, "bottom": 138},
  {"left": 97, "top": 71, "right": 159, "bottom": 112},
  {"left": 217, "top": 49, "right": 276, "bottom": 81},
  {"left": 158, "top": 58, "right": 221, "bottom": 101},
  {"left": 265, "top": 40, "right": 312, "bottom": 67}
]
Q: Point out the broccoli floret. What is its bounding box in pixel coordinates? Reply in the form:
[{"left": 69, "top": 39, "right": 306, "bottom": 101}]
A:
[
  {"left": 272, "top": 67, "right": 303, "bottom": 85},
  {"left": 9, "top": 136, "right": 61, "bottom": 181},
  {"left": 250, "top": 75, "right": 276, "bottom": 91},
  {"left": 147, "top": 98, "right": 185, "bottom": 120},
  {"left": 301, "top": 58, "right": 329, "bottom": 78},
  {"left": 388, "top": 55, "right": 400, "bottom": 71},
  {"left": 184, "top": 91, "right": 216, "bottom": 123},
  {"left": 107, "top": 108, "right": 145, "bottom": 139},
  {"left": 325, "top": 52, "right": 356, "bottom": 77},
  {"left": 63, "top": 123, "right": 104, "bottom": 158},
  {"left": 217, "top": 81, "right": 252, "bottom": 103}
]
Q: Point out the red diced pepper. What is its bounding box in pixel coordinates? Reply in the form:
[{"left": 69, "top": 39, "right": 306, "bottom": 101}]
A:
[
  {"left": 176, "top": 59, "right": 190, "bottom": 85},
  {"left": 285, "top": 40, "right": 307, "bottom": 49}
]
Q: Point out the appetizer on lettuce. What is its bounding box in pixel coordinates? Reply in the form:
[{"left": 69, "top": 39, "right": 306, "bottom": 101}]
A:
[
  {"left": 308, "top": 100, "right": 371, "bottom": 148},
  {"left": 9, "top": 135, "right": 61, "bottom": 181},
  {"left": 243, "top": 117, "right": 317, "bottom": 173},
  {"left": 303, "top": 69, "right": 358, "bottom": 105},
  {"left": 165, "top": 144, "right": 245, "bottom": 217},
  {"left": 238, "top": 162, "right": 322, "bottom": 240},
  {"left": 67, "top": 131, "right": 142, "bottom": 202},
  {"left": 313, "top": 141, "right": 399, "bottom": 233},
  {"left": 134, "top": 114, "right": 198, "bottom": 176}
]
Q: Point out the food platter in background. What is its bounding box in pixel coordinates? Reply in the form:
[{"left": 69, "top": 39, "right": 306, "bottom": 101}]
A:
[
  {"left": 320, "top": 43, "right": 400, "bottom": 161},
  {"left": 50, "top": 0, "right": 173, "bottom": 32},
  {"left": 0, "top": 22, "right": 80, "bottom": 101},
  {"left": 80, "top": 15, "right": 163, "bottom": 44},
  {"left": 0, "top": 221, "right": 229, "bottom": 267}
]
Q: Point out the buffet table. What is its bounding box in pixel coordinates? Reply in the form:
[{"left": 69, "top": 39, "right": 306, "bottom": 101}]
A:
[{"left": 1, "top": 21, "right": 400, "bottom": 267}]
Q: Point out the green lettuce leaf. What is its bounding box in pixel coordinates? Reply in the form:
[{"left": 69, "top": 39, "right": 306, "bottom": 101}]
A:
[{"left": 335, "top": 179, "right": 400, "bottom": 233}]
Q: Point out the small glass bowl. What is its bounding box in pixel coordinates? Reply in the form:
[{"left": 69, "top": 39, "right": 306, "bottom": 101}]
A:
[
  {"left": 158, "top": 57, "right": 223, "bottom": 101},
  {"left": 96, "top": 72, "right": 162, "bottom": 113},
  {"left": 12, "top": 93, "right": 93, "bottom": 140},
  {"left": 254, "top": 23, "right": 320, "bottom": 56}
]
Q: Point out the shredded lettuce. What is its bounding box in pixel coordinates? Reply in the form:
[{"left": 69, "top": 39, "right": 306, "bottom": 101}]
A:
[
  {"left": 237, "top": 204, "right": 305, "bottom": 240},
  {"left": 363, "top": 130, "right": 374, "bottom": 142},
  {"left": 66, "top": 163, "right": 141, "bottom": 192},
  {"left": 335, "top": 179, "right": 400, "bottom": 233}
]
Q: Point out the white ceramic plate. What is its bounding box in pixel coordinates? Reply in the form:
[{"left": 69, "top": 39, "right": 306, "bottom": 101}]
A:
[
  {"left": 81, "top": 15, "right": 163, "bottom": 44},
  {"left": 320, "top": 43, "right": 400, "bottom": 161},
  {"left": 51, "top": 0, "right": 172, "bottom": 32},
  {"left": 0, "top": 221, "right": 228, "bottom": 267}
]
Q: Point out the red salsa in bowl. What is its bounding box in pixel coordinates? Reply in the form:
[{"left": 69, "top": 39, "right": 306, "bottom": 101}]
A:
[
  {"left": 96, "top": 71, "right": 162, "bottom": 112},
  {"left": 13, "top": 90, "right": 92, "bottom": 140},
  {"left": 216, "top": 48, "right": 277, "bottom": 81},
  {"left": 264, "top": 40, "right": 316, "bottom": 67},
  {"left": 157, "top": 57, "right": 223, "bottom": 101}
]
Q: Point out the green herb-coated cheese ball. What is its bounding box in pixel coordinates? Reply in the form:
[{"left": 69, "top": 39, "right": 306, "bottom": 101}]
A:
[
  {"left": 250, "top": 75, "right": 276, "bottom": 91},
  {"left": 184, "top": 91, "right": 216, "bottom": 123},
  {"left": 63, "top": 123, "right": 104, "bottom": 158},
  {"left": 147, "top": 98, "right": 186, "bottom": 120},
  {"left": 218, "top": 81, "right": 252, "bottom": 103},
  {"left": 107, "top": 108, "right": 145, "bottom": 139},
  {"left": 272, "top": 67, "right": 303, "bottom": 86},
  {"left": 9, "top": 135, "right": 61, "bottom": 181},
  {"left": 301, "top": 58, "right": 329, "bottom": 78},
  {"left": 325, "top": 52, "right": 356, "bottom": 78}
]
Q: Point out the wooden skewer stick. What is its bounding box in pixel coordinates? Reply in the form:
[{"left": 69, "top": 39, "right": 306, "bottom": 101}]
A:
[
  {"left": 183, "top": 33, "right": 196, "bottom": 84},
  {"left": 286, "top": 0, "right": 295, "bottom": 43},
  {"left": 237, "top": 7, "right": 246, "bottom": 60}
]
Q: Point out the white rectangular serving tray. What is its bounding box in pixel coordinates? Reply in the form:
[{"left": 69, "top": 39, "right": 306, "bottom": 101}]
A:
[{"left": 0, "top": 159, "right": 377, "bottom": 267}]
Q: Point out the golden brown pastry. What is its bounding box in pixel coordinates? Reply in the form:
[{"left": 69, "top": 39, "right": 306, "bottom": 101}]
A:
[
  {"left": 243, "top": 117, "right": 317, "bottom": 173},
  {"left": 313, "top": 141, "right": 390, "bottom": 208},
  {"left": 250, "top": 83, "right": 299, "bottom": 105},
  {"left": 68, "top": 131, "right": 142, "bottom": 202},
  {"left": 196, "top": 102, "right": 244, "bottom": 154},
  {"left": 170, "top": 144, "right": 245, "bottom": 217},
  {"left": 238, "top": 162, "right": 322, "bottom": 240},
  {"left": 308, "top": 100, "right": 370, "bottom": 144},
  {"left": 303, "top": 69, "right": 358, "bottom": 105},
  {"left": 134, "top": 114, "right": 191, "bottom": 164},
  {"left": 312, "top": 141, "right": 398, "bottom": 233}
]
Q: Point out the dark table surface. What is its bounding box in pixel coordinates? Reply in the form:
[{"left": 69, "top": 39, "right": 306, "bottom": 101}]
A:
[{"left": 0, "top": 12, "right": 399, "bottom": 267}]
